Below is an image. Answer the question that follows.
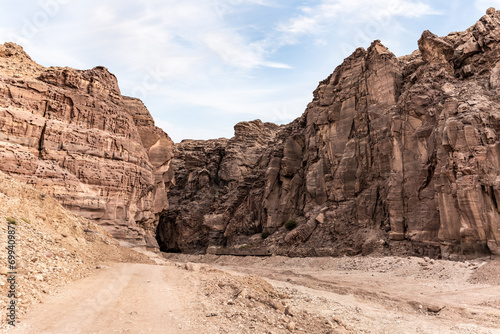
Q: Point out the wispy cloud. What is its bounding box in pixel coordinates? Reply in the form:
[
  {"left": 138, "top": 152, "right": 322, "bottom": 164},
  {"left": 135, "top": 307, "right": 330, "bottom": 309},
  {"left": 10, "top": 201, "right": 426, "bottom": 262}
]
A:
[
  {"left": 277, "top": 0, "right": 440, "bottom": 39},
  {"left": 162, "top": 86, "right": 308, "bottom": 117},
  {"left": 0, "top": 0, "right": 453, "bottom": 142},
  {"left": 1, "top": 0, "right": 289, "bottom": 72},
  {"left": 154, "top": 85, "right": 311, "bottom": 141},
  {"left": 201, "top": 30, "right": 291, "bottom": 69}
]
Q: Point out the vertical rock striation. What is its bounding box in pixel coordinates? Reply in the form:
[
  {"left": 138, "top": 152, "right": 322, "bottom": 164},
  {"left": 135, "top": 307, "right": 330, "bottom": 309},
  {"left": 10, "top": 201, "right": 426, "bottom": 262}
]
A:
[
  {"left": 159, "top": 10, "right": 500, "bottom": 259},
  {"left": 0, "top": 42, "right": 174, "bottom": 248}
]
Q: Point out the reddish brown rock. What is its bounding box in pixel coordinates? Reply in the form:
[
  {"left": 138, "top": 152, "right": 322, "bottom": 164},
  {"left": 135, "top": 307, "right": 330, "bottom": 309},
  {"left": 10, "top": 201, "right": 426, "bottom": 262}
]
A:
[
  {"left": 158, "top": 11, "right": 500, "bottom": 259},
  {"left": 0, "top": 42, "right": 173, "bottom": 248},
  {"left": 157, "top": 120, "right": 279, "bottom": 253}
]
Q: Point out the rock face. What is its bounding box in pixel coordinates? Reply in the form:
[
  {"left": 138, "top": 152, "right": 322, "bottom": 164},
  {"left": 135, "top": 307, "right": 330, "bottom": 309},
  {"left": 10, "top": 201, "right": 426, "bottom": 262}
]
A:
[
  {"left": 157, "top": 120, "right": 280, "bottom": 253},
  {"left": 158, "top": 10, "right": 500, "bottom": 259},
  {"left": 0, "top": 42, "right": 174, "bottom": 248}
]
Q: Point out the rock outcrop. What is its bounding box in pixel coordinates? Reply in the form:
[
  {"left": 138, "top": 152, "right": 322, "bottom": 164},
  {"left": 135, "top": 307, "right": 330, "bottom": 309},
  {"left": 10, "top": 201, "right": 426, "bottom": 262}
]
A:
[
  {"left": 157, "top": 120, "right": 280, "bottom": 253},
  {"left": 0, "top": 42, "right": 174, "bottom": 248},
  {"left": 158, "top": 9, "right": 500, "bottom": 259}
]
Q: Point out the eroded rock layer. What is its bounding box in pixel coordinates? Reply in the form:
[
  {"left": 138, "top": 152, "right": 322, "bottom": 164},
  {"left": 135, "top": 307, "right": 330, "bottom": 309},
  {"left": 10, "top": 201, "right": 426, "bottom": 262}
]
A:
[
  {"left": 0, "top": 42, "right": 174, "bottom": 248},
  {"left": 159, "top": 10, "right": 500, "bottom": 259}
]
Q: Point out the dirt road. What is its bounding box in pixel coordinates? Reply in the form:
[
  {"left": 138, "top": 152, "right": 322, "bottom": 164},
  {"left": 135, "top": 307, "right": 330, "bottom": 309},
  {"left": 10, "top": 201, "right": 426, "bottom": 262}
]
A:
[{"left": 7, "top": 263, "right": 209, "bottom": 334}]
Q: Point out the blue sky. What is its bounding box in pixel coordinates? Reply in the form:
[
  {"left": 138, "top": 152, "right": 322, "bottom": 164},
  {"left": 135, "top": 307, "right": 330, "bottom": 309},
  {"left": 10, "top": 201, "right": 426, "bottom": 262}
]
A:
[{"left": 0, "top": 0, "right": 496, "bottom": 142}]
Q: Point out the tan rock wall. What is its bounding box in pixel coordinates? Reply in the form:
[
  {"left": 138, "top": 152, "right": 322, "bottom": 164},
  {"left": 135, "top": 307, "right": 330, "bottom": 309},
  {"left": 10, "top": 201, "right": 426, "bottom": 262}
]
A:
[{"left": 0, "top": 43, "right": 173, "bottom": 248}]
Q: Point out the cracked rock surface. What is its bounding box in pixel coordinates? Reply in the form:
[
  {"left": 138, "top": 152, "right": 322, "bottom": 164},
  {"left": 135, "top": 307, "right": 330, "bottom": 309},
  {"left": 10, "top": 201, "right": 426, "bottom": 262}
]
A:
[
  {"left": 159, "top": 10, "right": 500, "bottom": 259},
  {"left": 0, "top": 42, "right": 174, "bottom": 248}
]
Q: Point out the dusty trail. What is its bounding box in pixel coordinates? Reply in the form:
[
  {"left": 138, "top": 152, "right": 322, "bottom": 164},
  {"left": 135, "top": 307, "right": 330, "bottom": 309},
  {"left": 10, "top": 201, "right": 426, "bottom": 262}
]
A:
[{"left": 7, "top": 263, "right": 207, "bottom": 334}]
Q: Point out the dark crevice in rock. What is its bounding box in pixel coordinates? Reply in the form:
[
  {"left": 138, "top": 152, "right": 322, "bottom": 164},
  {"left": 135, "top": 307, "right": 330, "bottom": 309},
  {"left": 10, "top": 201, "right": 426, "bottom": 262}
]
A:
[
  {"left": 213, "top": 147, "right": 226, "bottom": 187},
  {"left": 418, "top": 150, "right": 437, "bottom": 199},
  {"left": 38, "top": 121, "right": 47, "bottom": 153}
]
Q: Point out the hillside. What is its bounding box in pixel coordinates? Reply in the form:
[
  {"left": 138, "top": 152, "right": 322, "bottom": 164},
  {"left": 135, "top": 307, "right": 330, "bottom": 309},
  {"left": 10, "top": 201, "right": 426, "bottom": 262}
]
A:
[{"left": 0, "top": 170, "right": 153, "bottom": 326}]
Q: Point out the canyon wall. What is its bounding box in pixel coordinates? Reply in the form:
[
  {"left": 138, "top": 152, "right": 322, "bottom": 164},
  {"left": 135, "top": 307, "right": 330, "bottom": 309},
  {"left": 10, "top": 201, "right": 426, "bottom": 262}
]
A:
[
  {"left": 2, "top": 9, "right": 500, "bottom": 258},
  {"left": 158, "top": 10, "right": 500, "bottom": 259},
  {"left": 0, "top": 42, "right": 174, "bottom": 248}
]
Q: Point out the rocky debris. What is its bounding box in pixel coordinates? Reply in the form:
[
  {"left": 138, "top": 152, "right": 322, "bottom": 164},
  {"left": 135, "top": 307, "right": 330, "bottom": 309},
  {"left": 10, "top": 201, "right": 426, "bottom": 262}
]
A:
[
  {"left": 166, "top": 253, "right": 500, "bottom": 333},
  {"left": 165, "top": 252, "right": 489, "bottom": 287},
  {"left": 468, "top": 259, "right": 500, "bottom": 284},
  {"left": 268, "top": 299, "right": 285, "bottom": 312},
  {"left": 284, "top": 305, "right": 295, "bottom": 317},
  {"left": 158, "top": 10, "right": 500, "bottom": 259},
  {"left": 0, "top": 43, "right": 174, "bottom": 248},
  {"left": 426, "top": 304, "right": 445, "bottom": 313},
  {"left": 286, "top": 321, "right": 296, "bottom": 331},
  {"left": 0, "top": 171, "right": 153, "bottom": 327},
  {"left": 197, "top": 266, "right": 338, "bottom": 333}
]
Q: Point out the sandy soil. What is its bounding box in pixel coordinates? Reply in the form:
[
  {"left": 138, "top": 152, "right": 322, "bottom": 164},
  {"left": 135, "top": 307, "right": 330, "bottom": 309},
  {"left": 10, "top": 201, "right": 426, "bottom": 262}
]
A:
[
  {"left": 3, "top": 253, "right": 500, "bottom": 334},
  {"left": 5, "top": 263, "right": 207, "bottom": 334},
  {"left": 165, "top": 254, "right": 500, "bottom": 334}
]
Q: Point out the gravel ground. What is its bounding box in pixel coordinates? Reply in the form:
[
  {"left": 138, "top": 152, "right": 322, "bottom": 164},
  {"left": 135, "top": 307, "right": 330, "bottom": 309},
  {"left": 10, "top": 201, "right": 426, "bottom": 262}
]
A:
[{"left": 0, "top": 171, "right": 153, "bottom": 328}]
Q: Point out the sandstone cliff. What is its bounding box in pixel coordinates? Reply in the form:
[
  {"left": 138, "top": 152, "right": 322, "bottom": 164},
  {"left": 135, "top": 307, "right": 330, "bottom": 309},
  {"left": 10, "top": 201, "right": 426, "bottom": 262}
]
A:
[
  {"left": 158, "top": 10, "right": 500, "bottom": 259},
  {"left": 0, "top": 42, "right": 174, "bottom": 248}
]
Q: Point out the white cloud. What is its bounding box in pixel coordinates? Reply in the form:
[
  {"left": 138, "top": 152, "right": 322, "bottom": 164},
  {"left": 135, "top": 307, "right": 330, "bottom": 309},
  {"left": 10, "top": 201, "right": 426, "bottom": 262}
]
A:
[
  {"left": 0, "top": 0, "right": 445, "bottom": 142},
  {"left": 201, "top": 30, "right": 290, "bottom": 69},
  {"left": 212, "top": 0, "right": 279, "bottom": 17},
  {"left": 2, "top": 0, "right": 288, "bottom": 73},
  {"left": 153, "top": 86, "right": 310, "bottom": 142},
  {"left": 91, "top": 5, "right": 116, "bottom": 24},
  {"left": 277, "top": 0, "right": 440, "bottom": 38},
  {"left": 281, "top": 16, "right": 320, "bottom": 35},
  {"left": 0, "top": 27, "right": 25, "bottom": 45}
]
